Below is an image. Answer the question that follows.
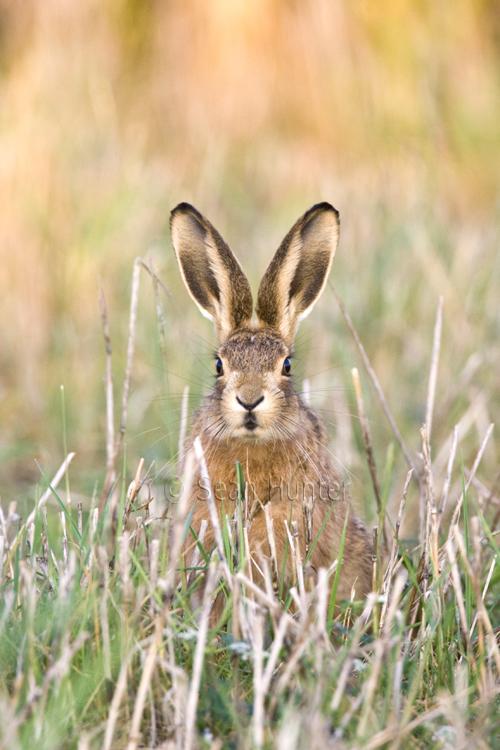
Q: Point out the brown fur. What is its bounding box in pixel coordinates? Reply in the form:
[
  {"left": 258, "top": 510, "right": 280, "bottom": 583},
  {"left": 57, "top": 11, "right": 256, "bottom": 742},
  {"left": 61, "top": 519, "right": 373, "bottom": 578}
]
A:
[{"left": 170, "top": 202, "right": 372, "bottom": 615}]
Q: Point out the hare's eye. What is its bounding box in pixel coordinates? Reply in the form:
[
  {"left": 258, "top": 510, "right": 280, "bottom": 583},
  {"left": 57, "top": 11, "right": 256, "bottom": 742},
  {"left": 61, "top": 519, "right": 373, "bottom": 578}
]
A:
[
  {"left": 216, "top": 358, "right": 224, "bottom": 376},
  {"left": 282, "top": 357, "right": 292, "bottom": 375}
]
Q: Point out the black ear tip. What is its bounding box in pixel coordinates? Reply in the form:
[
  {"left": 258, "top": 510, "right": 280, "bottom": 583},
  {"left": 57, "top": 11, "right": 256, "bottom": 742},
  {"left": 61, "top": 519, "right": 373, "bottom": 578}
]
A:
[
  {"left": 170, "top": 203, "right": 206, "bottom": 236},
  {"left": 306, "top": 201, "right": 339, "bottom": 221},
  {"left": 170, "top": 202, "right": 203, "bottom": 222}
]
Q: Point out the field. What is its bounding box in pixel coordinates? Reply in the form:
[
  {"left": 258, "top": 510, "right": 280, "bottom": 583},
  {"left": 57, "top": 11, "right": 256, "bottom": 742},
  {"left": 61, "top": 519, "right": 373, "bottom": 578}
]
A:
[{"left": 1, "top": 1, "right": 500, "bottom": 748}]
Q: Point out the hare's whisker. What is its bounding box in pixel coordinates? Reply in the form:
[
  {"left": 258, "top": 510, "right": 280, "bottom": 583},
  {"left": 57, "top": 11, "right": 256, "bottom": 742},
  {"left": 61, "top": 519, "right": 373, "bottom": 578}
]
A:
[{"left": 279, "top": 413, "right": 352, "bottom": 483}]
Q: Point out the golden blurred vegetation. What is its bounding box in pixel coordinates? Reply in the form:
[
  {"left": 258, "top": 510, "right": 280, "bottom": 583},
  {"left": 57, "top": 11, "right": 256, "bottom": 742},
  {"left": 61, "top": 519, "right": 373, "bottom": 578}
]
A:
[{"left": 1, "top": 0, "right": 499, "bottom": 516}]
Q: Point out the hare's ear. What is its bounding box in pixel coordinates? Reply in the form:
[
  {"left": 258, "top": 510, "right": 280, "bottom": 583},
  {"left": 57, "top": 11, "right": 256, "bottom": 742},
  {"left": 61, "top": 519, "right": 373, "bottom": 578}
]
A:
[
  {"left": 255, "top": 202, "right": 339, "bottom": 345},
  {"left": 170, "top": 203, "right": 254, "bottom": 343}
]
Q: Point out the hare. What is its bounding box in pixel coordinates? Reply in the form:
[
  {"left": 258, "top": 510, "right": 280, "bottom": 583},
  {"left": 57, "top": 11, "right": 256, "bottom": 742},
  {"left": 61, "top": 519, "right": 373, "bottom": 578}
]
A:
[{"left": 170, "top": 201, "right": 372, "bottom": 610}]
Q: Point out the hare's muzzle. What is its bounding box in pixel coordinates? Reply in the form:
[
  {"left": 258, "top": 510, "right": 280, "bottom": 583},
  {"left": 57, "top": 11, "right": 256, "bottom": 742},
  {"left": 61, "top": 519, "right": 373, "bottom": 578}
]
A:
[
  {"left": 236, "top": 395, "right": 264, "bottom": 412},
  {"left": 236, "top": 395, "right": 264, "bottom": 432}
]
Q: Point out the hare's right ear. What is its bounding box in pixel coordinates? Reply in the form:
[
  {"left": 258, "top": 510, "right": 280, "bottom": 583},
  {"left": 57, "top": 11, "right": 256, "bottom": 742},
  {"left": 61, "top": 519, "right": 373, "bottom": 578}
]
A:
[
  {"left": 255, "top": 202, "right": 339, "bottom": 346},
  {"left": 170, "top": 203, "right": 253, "bottom": 343}
]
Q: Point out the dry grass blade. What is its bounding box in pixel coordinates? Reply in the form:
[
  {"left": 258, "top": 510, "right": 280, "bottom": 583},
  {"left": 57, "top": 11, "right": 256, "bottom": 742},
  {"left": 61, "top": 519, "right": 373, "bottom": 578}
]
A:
[
  {"left": 117, "top": 259, "right": 141, "bottom": 457},
  {"left": 382, "top": 572, "right": 406, "bottom": 637},
  {"left": 438, "top": 424, "right": 459, "bottom": 530},
  {"left": 8, "top": 453, "right": 76, "bottom": 567},
  {"left": 0, "top": 535, "right": 4, "bottom": 584},
  {"left": 351, "top": 367, "right": 388, "bottom": 550},
  {"left": 103, "top": 649, "right": 135, "bottom": 750},
  {"left": 98, "top": 547, "right": 112, "bottom": 681},
  {"left": 372, "top": 526, "right": 378, "bottom": 593},
  {"left": 98, "top": 277, "right": 115, "bottom": 483},
  {"left": 99, "top": 259, "right": 141, "bottom": 516},
  {"left": 357, "top": 575, "right": 406, "bottom": 738},
  {"left": 470, "top": 554, "right": 497, "bottom": 638},
  {"left": 164, "top": 619, "right": 186, "bottom": 750},
  {"left": 137, "top": 257, "right": 172, "bottom": 298},
  {"left": 186, "top": 519, "right": 208, "bottom": 589},
  {"left": 193, "top": 437, "right": 232, "bottom": 586},
  {"left": 362, "top": 700, "right": 463, "bottom": 750},
  {"left": 448, "top": 423, "right": 495, "bottom": 536},
  {"left": 434, "top": 390, "right": 488, "bottom": 472},
  {"left": 258, "top": 553, "right": 277, "bottom": 618},
  {"left": 235, "top": 572, "right": 284, "bottom": 617},
  {"left": 331, "top": 595, "right": 375, "bottom": 710},
  {"left": 178, "top": 385, "right": 190, "bottom": 472},
  {"left": 78, "top": 501, "right": 83, "bottom": 537},
  {"left": 268, "top": 640, "right": 308, "bottom": 716},
  {"left": 28, "top": 453, "right": 76, "bottom": 529},
  {"left": 301, "top": 490, "right": 315, "bottom": 555},
  {"left": 471, "top": 516, "right": 488, "bottom": 693},
  {"left": 149, "top": 538, "right": 159, "bottom": 592},
  {"left": 380, "top": 469, "right": 412, "bottom": 627},
  {"left": 166, "top": 449, "right": 194, "bottom": 593},
  {"left": 251, "top": 607, "right": 265, "bottom": 749},
  {"left": 126, "top": 618, "right": 162, "bottom": 750},
  {"left": 262, "top": 615, "right": 289, "bottom": 693},
  {"left": 315, "top": 566, "right": 328, "bottom": 642},
  {"left": 487, "top": 464, "right": 500, "bottom": 529},
  {"left": 184, "top": 563, "right": 219, "bottom": 750},
  {"left": 331, "top": 284, "right": 420, "bottom": 483},
  {"left": 445, "top": 538, "right": 476, "bottom": 667},
  {"left": 243, "top": 527, "right": 253, "bottom": 583},
  {"left": 454, "top": 524, "right": 500, "bottom": 675},
  {"left": 119, "top": 532, "right": 131, "bottom": 602},
  {"left": 60, "top": 512, "right": 68, "bottom": 571},
  {"left": 421, "top": 425, "right": 438, "bottom": 585},
  {"left": 264, "top": 504, "right": 279, "bottom": 583},
  {"left": 122, "top": 458, "right": 145, "bottom": 534},
  {"left": 285, "top": 520, "right": 305, "bottom": 604},
  {"left": 425, "top": 296, "right": 443, "bottom": 443}
]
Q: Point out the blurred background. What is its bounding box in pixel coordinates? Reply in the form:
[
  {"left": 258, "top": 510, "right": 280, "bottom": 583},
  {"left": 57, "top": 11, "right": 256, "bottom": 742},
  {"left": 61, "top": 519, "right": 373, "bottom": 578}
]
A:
[{"left": 1, "top": 0, "right": 499, "bottom": 527}]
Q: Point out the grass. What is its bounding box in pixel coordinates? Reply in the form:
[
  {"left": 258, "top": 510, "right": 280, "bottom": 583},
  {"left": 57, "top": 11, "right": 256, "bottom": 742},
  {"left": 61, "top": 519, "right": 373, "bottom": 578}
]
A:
[
  {"left": 1, "top": 2, "right": 500, "bottom": 748},
  {"left": 1, "top": 262, "right": 500, "bottom": 749}
]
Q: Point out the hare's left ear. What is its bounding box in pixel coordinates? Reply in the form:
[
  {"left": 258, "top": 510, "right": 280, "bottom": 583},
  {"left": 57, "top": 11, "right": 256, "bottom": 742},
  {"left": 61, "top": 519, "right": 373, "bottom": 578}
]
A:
[
  {"left": 255, "top": 202, "right": 339, "bottom": 345},
  {"left": 170, "top": 203, "right": 254, "bottom": 343}
]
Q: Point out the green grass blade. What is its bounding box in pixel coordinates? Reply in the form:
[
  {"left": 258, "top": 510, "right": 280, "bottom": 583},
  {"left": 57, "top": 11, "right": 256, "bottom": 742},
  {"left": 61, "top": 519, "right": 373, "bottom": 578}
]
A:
[
  {"left": 35, "top": 460, "right": 82, "bottom": 544},
  {"left": 327, "top": 507, "right": 349, "bottom": 627}
]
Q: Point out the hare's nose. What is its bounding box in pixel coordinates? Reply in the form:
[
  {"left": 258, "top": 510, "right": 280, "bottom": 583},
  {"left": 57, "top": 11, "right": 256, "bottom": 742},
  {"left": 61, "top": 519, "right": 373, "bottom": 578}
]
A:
[{"left": 236, "top": 395, "right": 264, "bottom": 412}]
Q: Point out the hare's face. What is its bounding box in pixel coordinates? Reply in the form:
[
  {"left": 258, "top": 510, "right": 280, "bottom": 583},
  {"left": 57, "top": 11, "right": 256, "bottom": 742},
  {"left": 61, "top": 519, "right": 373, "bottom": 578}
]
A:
[
  {"left": 170, "top": 200, "right": 340, "bottom": 444},
  {"left": 212, "top": 328, "right": 300, "bottom": 443}
]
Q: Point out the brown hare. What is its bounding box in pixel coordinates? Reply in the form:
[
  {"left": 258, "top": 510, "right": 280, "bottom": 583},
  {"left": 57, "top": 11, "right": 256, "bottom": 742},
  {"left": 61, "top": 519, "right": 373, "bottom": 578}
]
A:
[{"left": 170, "top": 201, "right": 372, "bottom": 610}]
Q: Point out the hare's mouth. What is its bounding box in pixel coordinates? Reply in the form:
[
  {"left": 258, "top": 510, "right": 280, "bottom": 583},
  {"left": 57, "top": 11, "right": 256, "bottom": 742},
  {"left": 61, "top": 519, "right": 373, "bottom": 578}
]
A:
[{"left": 243, "top": 414, "right": 259, "bottom": 432}]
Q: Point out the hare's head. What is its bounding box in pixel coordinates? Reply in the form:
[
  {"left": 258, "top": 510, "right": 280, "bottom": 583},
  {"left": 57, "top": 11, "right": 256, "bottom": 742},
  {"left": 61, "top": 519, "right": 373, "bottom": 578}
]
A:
[{"left": 170, "top": 202, "right": 339, "bottom": 443}]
